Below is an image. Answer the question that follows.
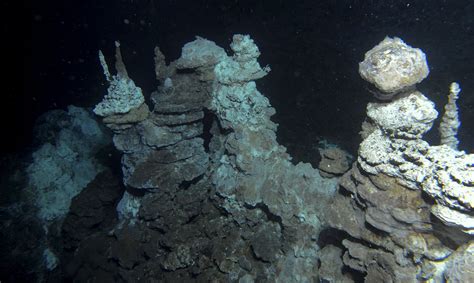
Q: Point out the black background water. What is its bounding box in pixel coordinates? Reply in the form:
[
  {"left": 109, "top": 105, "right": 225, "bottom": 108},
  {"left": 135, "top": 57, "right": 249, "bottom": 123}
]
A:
[{"left": 17, "top": 0, "right": 474, "bottom": 158}]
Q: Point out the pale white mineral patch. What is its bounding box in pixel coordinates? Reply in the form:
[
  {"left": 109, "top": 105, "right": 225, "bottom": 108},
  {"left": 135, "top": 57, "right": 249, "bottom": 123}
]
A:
[
  {"left": 212, "top": 34, "right": 274, "bottom": 130},
  {"left": 94, "top": 77, "right": 144, "bottom": 117},
  {"left": 431, "top": 204, "right": 474, "bottom": 235},
  {"left": 214, "top": 34, "right": 271, "bottom": 85},
  {"left": 27, "top": 106, "right": 110, "bottom": 227},
  {"left": 43, "top": 248, "right": 59, "bottom": 271},
  {"left": 366, "top": 91, "right": 438, "bottom": 139},
  {"left": 439, "top": 82, "right": 461, "bottom": 150},
  {"left": 94, "top": 43, "right": 145, "bottom": 117},
  {"left": 116, "top": 191, "right": 142, "bottom": 224},
  {"left": 175, "top": 36, "right": 227, "bottom": 69}
]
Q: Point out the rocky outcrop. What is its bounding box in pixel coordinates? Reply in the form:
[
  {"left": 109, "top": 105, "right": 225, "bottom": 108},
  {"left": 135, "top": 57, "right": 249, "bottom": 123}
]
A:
[
  {"left": 358, "top": 37, "right": 429, "bottom": 99},
  {"left": 94, "top": 42, "right": 145, "bottom": 117},
  {"left": 439, "top": 82, "right": 462, "bottom": 150},
  {"left": 318, "top": 147, "right": 351, "bottom": 178},
  {"left": 55, "top": 35, "right": 473, "bottom": 283},
  {"left": 326, "top": 37, "right": 474, "bottom": 282},
  {"left": 0, "top": 106, "right": 112, "bottom": 281},
  {"left": 107, "top": 41, "right": 212, "bottom": 191},
  {"left": 208, "top": 35, "right": 339, "bottom": 281},
  {"left": 61, "top": 169, "right": 124, "bottom": 253},
  {"left": 27, "top": 106, "right": 111, "bottom": 224},
  {"left": 73, "top": 34, "right": 342, "bottom": 282}
]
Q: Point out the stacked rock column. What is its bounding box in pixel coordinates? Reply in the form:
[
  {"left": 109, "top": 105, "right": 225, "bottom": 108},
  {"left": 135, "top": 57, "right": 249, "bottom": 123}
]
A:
[{"left": 325, "top": 37, "right": 473, "bottom": 282}]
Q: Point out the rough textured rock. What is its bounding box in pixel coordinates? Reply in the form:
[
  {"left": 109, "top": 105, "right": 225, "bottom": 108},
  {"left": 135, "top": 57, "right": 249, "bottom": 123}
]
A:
[
  {"left": 80, "top": 35, "right": 341, "bottom": 282},
  {"left": 154, "top": 46, "right": 176, "bottom": 81},
  {"left": 102, "top": 103, "right": 150, "bottom": 127},
  {"left": 443, "top": 242, "right": 474, "bottom": 282},
  {"left": 326, "top": 37, "right": 474, "bottom": 282},
  {"left": 356, "top": 95, "right": 474, "bottom": 236},
  {"left": 0, "top": 106, "right": 113, "bottom": 281},
  {"left": 209, "top": 34, "right": 339, "bottom": 282},
  {"left": 319, "top": 245, "right": 354, "bottom": 283},
  {"left": 175, "top": 36, "right": 227, "bottom": 70},
  {"left": 423, "top": 146, "right": 474, "bottom": 235},
  {"left": 174, "top": 36, "right": 228, "bottom": 81},
  {"left": 365, "top": 91, "right": 438, "bottom": 139},
  {"left": 98, "top": 41, "right": 213, "bottom": 192},
  {"left": 26, "top": 106, "right": 111, "bottom": 223},
  {"left": 52, "top": 34, "right": 473, "bottom": 283},
  {"left": 61, "top": 169, "right": 124, "bottom": 252},
  {"left": 121, "top": 138, "right": 208, "bottom": 189},
  {"left": 359, "top": 37, "right": 429, "bottom": 98},
  {"left": 318, "top": 147, "right": 351, "bottom": 178},
  {"left": 94, "top": 42, "right": 145, "bottom": 117},
  {"left": 439, "top": 82, "right": 461, "bottom": 150},
  {"left": 212, "top": 35, "right": 274, "bottom": 130}
]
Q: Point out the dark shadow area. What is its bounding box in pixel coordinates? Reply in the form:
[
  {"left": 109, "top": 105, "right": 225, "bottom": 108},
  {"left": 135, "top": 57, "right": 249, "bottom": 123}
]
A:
[
  {"left": 318, "top": 227, "right": 366, "bottom": 282},
  {"left": 317, "top": 227, "right": 351, "bottom": 249}
]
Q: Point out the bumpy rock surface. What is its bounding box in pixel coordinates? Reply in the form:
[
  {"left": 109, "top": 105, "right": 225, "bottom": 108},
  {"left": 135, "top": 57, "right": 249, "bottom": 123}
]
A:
[
  {"left": 365, "top": 91, "right": 438, "bottom": 139},
  {"left": 439, "top": 82, "right": 461, "bottom": 150},
  {"left": 27, "top": 106, "right": 111, "bottom": 223},
  {"left": 318, "top": 147, "right": 351, "bottom": 178},
  {"left": 61, "top": 169, "right": 124, "bottom": 252},
  {"left": 319, "top": 245, "right": 354, "bottom": 282},
  {"left": 209, "top": 35, "right": 339, "bottom": 281},
  {"left": 94, "top": 43, "right": 145, "bottom": 117},
  {"left": 175, "top": 36, "right": 227, "bottom": 69},
  {"left": 0, "top": 106, "right": 112, "bottom": 281},
  {"left": 443, "top": 242, "right": 474, "bottom": 282},
  {"left": 326, "top": 38, "right": 474, "bottom": 282},
  {"left": 69, "top": 35, "right": 341, "bottom": 282},
  {"left": 359, "top": 37, "right": 429, "bottom": 98}
]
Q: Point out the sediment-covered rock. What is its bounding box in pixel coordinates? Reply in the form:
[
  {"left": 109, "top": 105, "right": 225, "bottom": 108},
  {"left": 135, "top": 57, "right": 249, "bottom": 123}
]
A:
[
  {"left": 73, "top": 34, "right": 341, "bottom": 282},
  {"left": 327, "top": 37, "right": 474, "bottom": 282},
  {"left": 359, "top": 36, "right": 429, "bottom": 98}
]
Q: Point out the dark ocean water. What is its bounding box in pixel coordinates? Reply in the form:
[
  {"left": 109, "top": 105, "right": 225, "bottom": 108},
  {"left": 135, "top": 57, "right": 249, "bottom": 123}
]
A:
[{"left": 18, "top": 0, "right": 474, "bottom": 157}]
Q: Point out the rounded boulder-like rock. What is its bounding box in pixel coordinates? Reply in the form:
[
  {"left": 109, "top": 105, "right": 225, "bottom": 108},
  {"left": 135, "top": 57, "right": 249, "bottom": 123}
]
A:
[{"left": 359, "top": 37, "right": 429, "bottom": 98}]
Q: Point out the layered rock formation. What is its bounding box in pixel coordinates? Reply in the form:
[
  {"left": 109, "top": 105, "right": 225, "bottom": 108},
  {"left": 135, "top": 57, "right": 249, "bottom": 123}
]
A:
[
  {"left": 60, "top": 35, "right": 472, "bottom": 282},
  {"left": 94, "top": 41, "right": 145, "bottom": 117},
  {"left": 66, "top": 34, "right": 343, "bottom": 282},
  {"left": 209, "top": 34, "right": 339, "bottom": 281},
  {"left": 318, "top": 147, "right": 352, "bottom": 178},
  {"left": 326, "top": 37, "right": 474, "bottom": 282}
]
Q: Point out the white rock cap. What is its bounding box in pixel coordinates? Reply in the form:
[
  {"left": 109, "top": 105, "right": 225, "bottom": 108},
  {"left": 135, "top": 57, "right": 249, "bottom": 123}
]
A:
[
  {"left": 359, "top": 37, "right": 429, "bottom": 96},
  {"left": 175, "top": 36, "right": 227, "bottom": 69}
]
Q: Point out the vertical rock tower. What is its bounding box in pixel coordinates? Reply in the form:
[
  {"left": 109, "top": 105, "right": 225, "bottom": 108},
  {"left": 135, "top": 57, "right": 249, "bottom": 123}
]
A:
[
  {"left": 88, "top": 35, "right": 342, "bottom": 282},
  {"left": 326, "top": 37, "right": 473, "bottom": 282}
]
